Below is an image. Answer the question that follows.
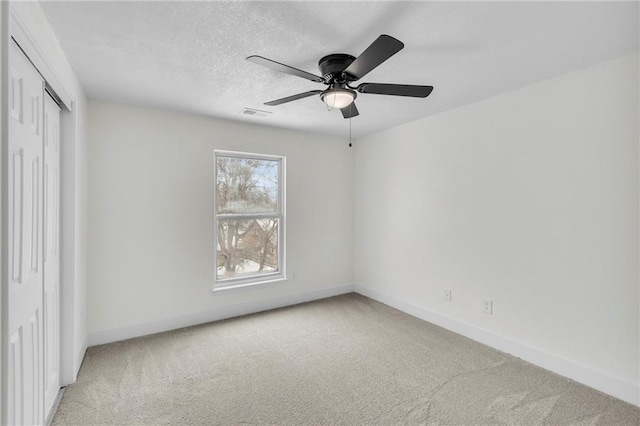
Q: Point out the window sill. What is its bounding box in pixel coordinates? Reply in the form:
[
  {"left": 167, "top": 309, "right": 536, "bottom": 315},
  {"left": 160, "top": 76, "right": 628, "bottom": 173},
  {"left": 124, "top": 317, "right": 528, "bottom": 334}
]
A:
[{"left": 211, "top": 277, "right": 288, "bottom": 294}]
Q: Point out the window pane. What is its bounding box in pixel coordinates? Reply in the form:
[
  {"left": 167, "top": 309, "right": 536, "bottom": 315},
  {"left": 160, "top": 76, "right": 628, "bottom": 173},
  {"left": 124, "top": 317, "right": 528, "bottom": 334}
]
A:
[
  {"left": 216, "top": 156, "right": 279, "bottom": 214},
  {"left": 216, "top": 218, "right": 279, "bottom": 281}
]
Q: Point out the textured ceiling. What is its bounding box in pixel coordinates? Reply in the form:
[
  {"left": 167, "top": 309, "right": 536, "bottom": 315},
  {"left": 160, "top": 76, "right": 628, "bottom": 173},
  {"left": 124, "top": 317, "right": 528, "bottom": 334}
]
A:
[{"left": 40, "top": 1, "right": 639, "bottom": 139}]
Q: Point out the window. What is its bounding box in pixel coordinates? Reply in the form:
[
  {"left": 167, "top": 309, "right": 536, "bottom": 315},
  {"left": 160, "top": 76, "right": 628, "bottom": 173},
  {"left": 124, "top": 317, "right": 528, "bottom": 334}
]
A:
[{"left": 214, "top": 150, "right": 285, "bottom": 289}]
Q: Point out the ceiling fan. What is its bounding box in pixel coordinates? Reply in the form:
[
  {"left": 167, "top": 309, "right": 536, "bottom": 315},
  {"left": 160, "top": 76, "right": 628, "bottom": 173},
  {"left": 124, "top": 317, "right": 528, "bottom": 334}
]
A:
[{"left": 247, "top": 35, "right": 434, "bottom": 119}]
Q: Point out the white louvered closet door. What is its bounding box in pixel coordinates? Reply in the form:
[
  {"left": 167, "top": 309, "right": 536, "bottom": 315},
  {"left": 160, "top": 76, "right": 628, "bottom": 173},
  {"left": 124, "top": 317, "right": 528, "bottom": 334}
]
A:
[
  {"left": 43, "top": 93, "right": 61, "bottom": 417},
  {"left": 7, "top": 40, "right": 45, "bottom": 425}
]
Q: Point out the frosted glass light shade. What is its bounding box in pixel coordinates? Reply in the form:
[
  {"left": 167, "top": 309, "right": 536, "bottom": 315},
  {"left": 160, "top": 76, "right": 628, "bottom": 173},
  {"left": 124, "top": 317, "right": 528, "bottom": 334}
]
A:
[{"left": 322, "top": 89, "right": 355, "bottom": 109}]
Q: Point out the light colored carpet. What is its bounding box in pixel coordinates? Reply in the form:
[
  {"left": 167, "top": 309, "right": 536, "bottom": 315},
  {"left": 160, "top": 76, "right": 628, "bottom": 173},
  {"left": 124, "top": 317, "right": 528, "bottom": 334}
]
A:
[{"left": 53, "top": 293, "right": 639, "bottom": 425}]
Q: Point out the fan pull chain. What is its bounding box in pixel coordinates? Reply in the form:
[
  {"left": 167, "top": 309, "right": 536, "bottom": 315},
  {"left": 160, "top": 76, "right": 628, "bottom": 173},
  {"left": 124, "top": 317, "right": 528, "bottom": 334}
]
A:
[{"left": 348, "top": 104, "right": 352, "bottom": 148}]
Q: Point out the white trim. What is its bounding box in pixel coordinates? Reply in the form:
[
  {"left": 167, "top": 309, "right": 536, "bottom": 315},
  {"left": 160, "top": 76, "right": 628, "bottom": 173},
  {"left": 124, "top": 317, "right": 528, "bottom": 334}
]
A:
[
  {"left": 213, "top": 150, "right": 286, "bottom": 289},
  {"left": 214, "top": 270, "right": 285, "bottom": 289},
  {"left": 353, "top": 284, "right": 640, "bottom": 407},
  {"left": 8, "top": 4, "right": 73, "bottom": 110},
  {"left": 59, "top": 100, "right": 79, "bottom": 386},
  {"left": 88, "top": 283, "right": 354, "bottom": 347},
  {"left": 0, "top": 1, "right": 9, "bottom": 422},
  {"left": 214, "top": 149, "right": 284, "bottom": 162},
  {"left": 74, "top": 343, "right": 86, "bottom": 376},
  {"left": 45, "top": 388, "right": 65, "bottom": 426},
  {"left": 212, "top": 277, "right": 288, "bottom": 293}
]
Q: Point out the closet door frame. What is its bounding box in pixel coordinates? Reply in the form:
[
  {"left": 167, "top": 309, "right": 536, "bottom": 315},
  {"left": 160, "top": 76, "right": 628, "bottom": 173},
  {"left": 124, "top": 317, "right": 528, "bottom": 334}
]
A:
[
  {"left": 43, "top": 91, "right": 61, "bottom": 419},
  {"left": 1, "top": 3, "right": 84, "bottom": 423}
]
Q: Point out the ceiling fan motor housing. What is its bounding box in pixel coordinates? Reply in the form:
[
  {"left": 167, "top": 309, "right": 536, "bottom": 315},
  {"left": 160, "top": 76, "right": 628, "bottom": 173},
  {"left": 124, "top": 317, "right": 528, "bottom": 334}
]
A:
[{"left": 318, "top": 54, "right": 356, "bottom": 81}]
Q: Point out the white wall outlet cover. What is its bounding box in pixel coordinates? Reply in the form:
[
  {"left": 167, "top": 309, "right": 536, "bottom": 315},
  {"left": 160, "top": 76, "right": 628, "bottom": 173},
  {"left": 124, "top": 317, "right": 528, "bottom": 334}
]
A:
[{"left": 483, "top": 299, "right": 493, "bottom": 314}]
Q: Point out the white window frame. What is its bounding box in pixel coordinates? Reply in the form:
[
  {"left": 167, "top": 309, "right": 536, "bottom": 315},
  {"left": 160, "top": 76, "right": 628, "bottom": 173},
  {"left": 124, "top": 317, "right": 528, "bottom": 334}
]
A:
[{"left": 213, "top": 150, "right": 286, "bottom": 291}]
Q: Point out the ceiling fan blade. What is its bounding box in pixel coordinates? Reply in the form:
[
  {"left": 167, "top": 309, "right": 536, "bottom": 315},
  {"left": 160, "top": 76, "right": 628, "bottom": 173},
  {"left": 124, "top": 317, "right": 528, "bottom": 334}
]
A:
[
  {"left": 247, "top": 55, "right": 324, "bottom": 83},
  {"left": 264, "top": 90, "right": 323, "bottom": 106},
  {"left": 341, "top": 103, "right": 359, "bottom": 119},
  {"left": 343, "top": 35, "right": 404, "bottom": 81},
  {"left": 357, "top": 83, "right": 433, "bottom": 98}
]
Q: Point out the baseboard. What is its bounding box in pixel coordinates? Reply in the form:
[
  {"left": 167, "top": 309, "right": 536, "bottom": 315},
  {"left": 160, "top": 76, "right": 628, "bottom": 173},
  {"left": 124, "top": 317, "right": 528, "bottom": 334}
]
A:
[
  {"left": 74, "top": 340, "right": 87, "bottom": 378},
  {"left": 88, "top": 283, "right": 355, "bottom": 347},
  {"left": 353, "top": 284, "right": 640, "bottom": 407},
  {"left": 45, "top": 387, "right": 65, "bottom": 426}
]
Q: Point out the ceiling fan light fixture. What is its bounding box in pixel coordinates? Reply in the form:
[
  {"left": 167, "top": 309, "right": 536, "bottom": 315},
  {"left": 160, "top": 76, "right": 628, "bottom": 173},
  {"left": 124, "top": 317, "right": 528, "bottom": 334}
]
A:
[{"left": 321, "top": 88, "right": 356, "bottom": 110}]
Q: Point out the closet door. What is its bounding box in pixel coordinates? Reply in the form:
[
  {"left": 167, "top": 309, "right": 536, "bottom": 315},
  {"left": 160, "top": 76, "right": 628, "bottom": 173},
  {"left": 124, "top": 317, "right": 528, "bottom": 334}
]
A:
[
  {"left": 43, "top": 94, "right": 61, "bottom": 416},
  {"left": 7, "top": 40, "right": 45, "bottom": 425}
]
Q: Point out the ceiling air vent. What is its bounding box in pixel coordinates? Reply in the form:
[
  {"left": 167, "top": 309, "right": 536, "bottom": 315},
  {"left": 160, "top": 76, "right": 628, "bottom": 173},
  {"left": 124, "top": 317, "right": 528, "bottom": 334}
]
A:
[{"left": 241, "top": 108, "right": 272, "bottom": 118}]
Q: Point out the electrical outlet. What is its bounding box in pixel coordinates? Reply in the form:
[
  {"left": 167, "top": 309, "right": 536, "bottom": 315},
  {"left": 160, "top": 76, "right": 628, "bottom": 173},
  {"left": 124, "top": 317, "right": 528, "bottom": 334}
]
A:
[
  {"left": 444, "top": 289, "right": 452, "bottom": 302},
  {"left": 483, "top": 299, "right": 493, "bottom": 314}
]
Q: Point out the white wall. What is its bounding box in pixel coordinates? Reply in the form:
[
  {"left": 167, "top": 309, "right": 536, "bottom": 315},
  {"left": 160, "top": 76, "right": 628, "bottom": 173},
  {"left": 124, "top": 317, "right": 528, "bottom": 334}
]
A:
[
  {"left": 86, "top": 101, "right": 353, "bottom": 340},
  {"left": 354, "top": 53, "right": 639, "bottom": 405}
]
